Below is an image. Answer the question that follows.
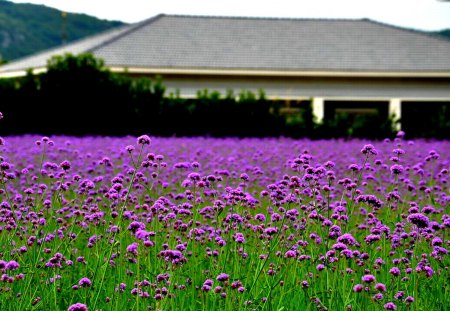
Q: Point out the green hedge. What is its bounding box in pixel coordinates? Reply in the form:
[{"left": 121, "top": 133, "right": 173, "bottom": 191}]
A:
[{"left": 1, "top": 52, "right": 431, "bottom": 139}]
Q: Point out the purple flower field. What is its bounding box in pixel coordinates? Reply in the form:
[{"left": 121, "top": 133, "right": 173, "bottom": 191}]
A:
[{"left": 0, "top": 133, "right": 448, "bottom": 310}]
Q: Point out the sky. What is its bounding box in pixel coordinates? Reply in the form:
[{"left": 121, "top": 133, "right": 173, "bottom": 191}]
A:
[{"left": 7, "top": 0, "right": 450, "bottom": 31}]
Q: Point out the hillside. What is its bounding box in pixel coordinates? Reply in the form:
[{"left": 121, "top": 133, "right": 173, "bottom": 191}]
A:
[
  {"left": 0, "top": 0, "right": 125, "bottom": 62},
  {"left": 436, "top": 29, "right": 450, "bottom": 40},
  {"left": 0, "top": 0, "right": 448, "bottom": 64}
]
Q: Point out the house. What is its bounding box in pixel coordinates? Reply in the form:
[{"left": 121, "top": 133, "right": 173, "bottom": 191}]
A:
[{"left": 1, "top": 14, "right": 450, "bottom": 130}]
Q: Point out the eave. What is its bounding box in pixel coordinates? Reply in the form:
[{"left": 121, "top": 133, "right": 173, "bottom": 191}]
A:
[
  {"left": 109, "top": 66, "right": 450, "bottom": 78},
  {"left": 1, "top": 66, "right": 450, "bottom": 79}
]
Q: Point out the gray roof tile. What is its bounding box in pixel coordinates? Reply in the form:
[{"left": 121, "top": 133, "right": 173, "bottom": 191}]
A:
[{"left": 2, "top": 14, "right": 450, "bottom": 74}]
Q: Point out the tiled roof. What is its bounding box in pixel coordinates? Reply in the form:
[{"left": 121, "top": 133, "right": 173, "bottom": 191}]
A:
[{"left": 2, "top": 14, "right": 450, "bottom": 75}]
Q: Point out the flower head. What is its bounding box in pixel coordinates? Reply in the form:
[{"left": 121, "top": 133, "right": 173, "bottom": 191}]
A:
[
  {"left": 384, "top": 302, "right": 397, "bottom": 310},
  {"left": 362, "top": 274, "right": 376, "bottom": 283},
  {"left": 390, "top": 165, "right": 404, "bottom": 175},
  {"left": 60, "top": 160, "right": 71, "bottom": 171},
  {"left": 374, "top": 283, "right": 386, "bottom": 292},
  {"left": 137, "top": 135, "right": 151, "bottom": 145},
  {"left": 6, "top": 260, "right": 20, "bottom": 271},
  {"left": 216, "top": 273, "right": 229, "bottom": 281},
  {"left": 316, "top": 264, "right": 326, "bottom": 271},
  {"left": 407, "top": 213, "right": 429, "bottom": 228},
  {"left": 361, "top": 144, "right": 378, "bottom": 156},
  {"left": 353, "top": 284, "right": 364, "bottom": 292},
  {"left": 68, "top": 303, "right": 88, "bottom": 311},
  {"left": 78, "top": 277, "right": 91, "bottom": 287},
  {"left": 405, "top": 296, "right": 414, "bottom": 303}
]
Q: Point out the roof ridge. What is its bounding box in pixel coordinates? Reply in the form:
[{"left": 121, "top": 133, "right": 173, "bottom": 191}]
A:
[
  {"left": 161, "top": 13, "right": 365, "bottom": 23},
  {"left": 363, "top": 18, "right": 450, "bottom": 43},
  {"left": 88, "top": 14, "right": 166, "bottom": 53}
]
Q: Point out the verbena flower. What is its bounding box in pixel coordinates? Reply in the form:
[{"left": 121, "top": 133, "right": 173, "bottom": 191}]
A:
[
  {"left": 353, "top": 284, "right": 363, "bottom": 292},
  {"left": 361, "top": 274, "right": 376, "bottom": 283},
  {"left": 383, "top": 302, "right": 397, "bottom": 310},
  {"left": 361, "top": 144, "right": 378, "bottom": 155},
  {"left": 60, "top": 160, "right": 71, "bottom": 171},
  {"left": 137, "top": 135, "right": 151, "bottom": 145},
  {"left": 5, "top": 261, "right": 20, "bottom": 271},
  {"left": 407, "top": 213, "right": 429, "bottom": 228},
  {"left": 78, "top": 277, "right": 92, "bottom": 287},
  {"left": 68, "top": 303, "right": 88, "bottom": 311},
  {"left": 316, "top": 264, "right": 325, "bottom": 271},
  {"left": 389, "top": 267, "right": 401, "bottom": 276},
  {"left": 216, "top": 273, "right": 229, "bottom": 281},
  {"left": 390, "top": 165, "right": 404, "bottom": 175}
]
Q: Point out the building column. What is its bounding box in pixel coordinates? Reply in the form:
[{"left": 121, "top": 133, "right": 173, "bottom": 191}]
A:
[
  {"left": 312, "top": 97, "right": 324, "bottom": 124},
  {"left": 389, "top": 98, "right": 402, "bottom": 131}
]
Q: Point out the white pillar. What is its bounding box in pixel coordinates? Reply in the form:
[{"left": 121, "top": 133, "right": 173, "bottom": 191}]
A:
[
  {"left": 389, "top": 98, "right": 402, "bottom": 131},
  {"left": 312, "top": 97, "right": 324, "bottom": 124}
]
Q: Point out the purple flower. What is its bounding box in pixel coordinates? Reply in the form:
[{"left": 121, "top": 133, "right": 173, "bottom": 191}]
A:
[
  {"left": 361, "top": 144, "right": 378, "bottom": 155},
  {"left": 255, "top": 214, "right": 266, "bottom": 222},
  {"left": 126, "top": 242, "right": 138, "bottom": 255},
  {"left": 390, "top": 165, "right": 404, "bottom": 175},
  {"left": 127, "top": 221, "right": 145, "bottom": 233},
  {"left": 264, "top": 227, "right": 278, "bottom": 235},
  {"left": 364, "top": 234, "right": 381, "bottom": 244},
  {"left": 389, "top": 267, "right": 401, "bottom": 277},
  {"left": 407, "top": 213, "right": 429, "bottom": 228},
  {"left": 423, "top": 265, "right": 434, "bottom": 278},
  {"left": 331, "top": 242, "right": 347, "bottom": 250},
  {"left": 361, "top": 274, "right": 376, "bottom": 283},
  {"left": 216, "top": 273, "right": 229, "bottom": 281},
  {"left": 60, "top": 160, "right": 71, "bottom": 171},
  {"left": 405, "top": 296, "right": 414, "bottom": 303},
  {"left": 137, "top": 135, "right": 151, "bottom": 145},
  {"left": 337, "top": 233, "right": 357, "bottom": 246},
  {"left": 394, "top": 291, "right": 404, "bottom": 299},
  {"left": 383, "top": 302, "right": 397, "bottom": 310},
  {"left": 0, "top": 162, "right": 11, "bottom": 170},
  {"left": 116, "top": 283, "right": 126, "bottom": 292},
  {"left": 316, "top": 264, "right": 325, "bottom": 271},
  {"left": 373, "top": 293, "right": 384, "bottom": 300},
  {"left": 68, "top": 303, "right": 88, "bottom": 311},
  {"left": 353, "top": 284, "right": 364, "bottom": 292},
  {"left": 5, "top": 260, "right": 20, "bottom": 271},
  {"left": 374, "top": 283, "right": 386, "bottom": 292},
  {"left": 78, "top": 277, "right": 92, "bottom": 287},
  {"left": 284, "top": 250, "right": 297, "bottom": 258},
  {"left": 203, "top": 279, "right": 214, "bottom": 287}
]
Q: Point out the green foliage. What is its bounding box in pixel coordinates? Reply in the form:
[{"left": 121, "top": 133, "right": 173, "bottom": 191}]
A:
[
  {"left": 0, "top": 0, "right": 124, "bottom": 61},
  {"left": 435, "top": 29, "right": 450, "bottom": 40},
  {"left": 316, "top": 111, "right": 397, "bottom": 139},
  {"left": 282, "top": 99, "right": 315, "bottom": 138},
  {"left": 0, "top": 53, "right": 165, "bottom": 135},
  {"left": 159, "top": 89, "right": 284, "bottom": 137},
  {"left": 0, "top": 52, "right": 447, "bottom": 139},
  {"left": 402, "top": 101, "right": 450, "bottom": 139}
]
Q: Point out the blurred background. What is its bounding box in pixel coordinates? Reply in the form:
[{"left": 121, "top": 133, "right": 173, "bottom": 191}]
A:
[{"left": 0, "top": 0, "right": 449, "bottom": 139}]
